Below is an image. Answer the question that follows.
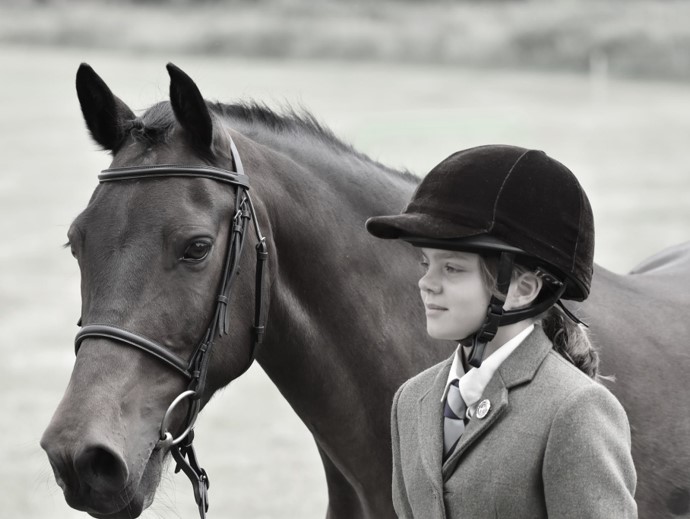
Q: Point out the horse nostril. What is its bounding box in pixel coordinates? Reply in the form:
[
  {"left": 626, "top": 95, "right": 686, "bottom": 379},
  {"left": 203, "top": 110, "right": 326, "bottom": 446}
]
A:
[
  {"left": 43, "top": 451, "right": 71, "bottom": 493},
  {"left": 75, "top": 445, "right": 129, "bottom": 494}
]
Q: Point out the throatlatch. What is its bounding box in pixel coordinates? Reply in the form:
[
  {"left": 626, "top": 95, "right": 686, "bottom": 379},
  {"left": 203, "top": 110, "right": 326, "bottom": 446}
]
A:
[{"left": 74, "top": 137, "right": 268, "bottom": 519}]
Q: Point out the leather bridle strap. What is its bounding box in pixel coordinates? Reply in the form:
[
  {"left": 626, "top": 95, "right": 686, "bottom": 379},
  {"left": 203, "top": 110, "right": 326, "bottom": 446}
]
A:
[
  {"left": 252, "top": 219, "right": 268, "bottom": 344},
  {"left": 73, "top": 137, "right": 267, "bottom": 519},
  {"left": 75, "top": 324, "right": 192, "bottom": 378}
]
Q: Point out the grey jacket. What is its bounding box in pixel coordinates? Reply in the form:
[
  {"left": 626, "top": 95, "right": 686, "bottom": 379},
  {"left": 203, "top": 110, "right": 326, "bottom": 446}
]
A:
[{"left": 391, "top": 326, "right": 637, "bottom": 518}]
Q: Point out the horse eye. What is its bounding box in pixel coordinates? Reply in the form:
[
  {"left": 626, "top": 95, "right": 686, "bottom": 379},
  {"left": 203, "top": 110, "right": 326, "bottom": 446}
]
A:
[
  {"left": 65, "top": 240, "right": 77, "bottom": 258},
  {"left": 182, "top": 240, "right": 212, "bottom": 262}
]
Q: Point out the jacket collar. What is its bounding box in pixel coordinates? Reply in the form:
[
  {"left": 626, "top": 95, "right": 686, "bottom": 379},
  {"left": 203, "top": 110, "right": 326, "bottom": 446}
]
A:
[
  {"left": 438, "top": 326, "right": 553, "bottom": 480},
  {"left": 496, "top": 325, "right": 552, "bottom": 389}
]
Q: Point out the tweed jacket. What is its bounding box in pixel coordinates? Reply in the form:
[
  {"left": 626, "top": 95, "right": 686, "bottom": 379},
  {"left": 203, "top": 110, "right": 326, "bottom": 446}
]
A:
[{"left": 391, "top": 326, "right": 637, "bottom": 518}]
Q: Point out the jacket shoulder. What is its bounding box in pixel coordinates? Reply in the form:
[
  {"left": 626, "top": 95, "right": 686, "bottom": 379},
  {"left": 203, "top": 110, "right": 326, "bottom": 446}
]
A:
[{"left": 537, "top": 350, "right": 626, "bottom": 417}]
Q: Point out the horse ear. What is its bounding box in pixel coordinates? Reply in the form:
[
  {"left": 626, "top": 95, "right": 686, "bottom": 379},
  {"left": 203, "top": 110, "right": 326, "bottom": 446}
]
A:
[
  {"left": 76, "top": 63, "right": 135, "bottom": 152},
  {"left": 166, "top": 63, "right": 213, "bottom": 150}
]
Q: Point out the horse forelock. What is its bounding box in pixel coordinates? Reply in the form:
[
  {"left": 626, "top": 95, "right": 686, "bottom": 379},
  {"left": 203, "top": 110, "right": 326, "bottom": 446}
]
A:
[
  {"left": 126, "top": 101, "right": 175, "bottom": 144},
  {"left": 118, "top": 101, "right": 222, "bottom": 164}
]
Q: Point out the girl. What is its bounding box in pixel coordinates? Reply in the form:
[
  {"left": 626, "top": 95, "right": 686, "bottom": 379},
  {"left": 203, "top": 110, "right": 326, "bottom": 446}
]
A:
[{"left": 366, "top": 145, "right": 637, "bottom": 518}]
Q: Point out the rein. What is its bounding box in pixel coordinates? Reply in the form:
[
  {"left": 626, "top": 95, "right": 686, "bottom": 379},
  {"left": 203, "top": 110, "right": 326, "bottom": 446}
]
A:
[{"left": 73, "top": 138, "right": 268, "bottom": 518}]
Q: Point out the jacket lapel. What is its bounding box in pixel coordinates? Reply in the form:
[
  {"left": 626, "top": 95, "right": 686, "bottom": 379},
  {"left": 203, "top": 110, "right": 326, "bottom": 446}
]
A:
[
  {"left": 441, "top": 372, "right": 508, "bottom": 479},
  {"left": 441, "top": 326, "right": 553, "bottom": 481},
  {"left": 418, "top": 356, "right": 453, "bottom": 494}
]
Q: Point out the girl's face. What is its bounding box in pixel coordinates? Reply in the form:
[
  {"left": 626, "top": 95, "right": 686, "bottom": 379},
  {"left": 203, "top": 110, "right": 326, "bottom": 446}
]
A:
[{"left": 418, "top": 248, "right": 491, "bottom": 341}]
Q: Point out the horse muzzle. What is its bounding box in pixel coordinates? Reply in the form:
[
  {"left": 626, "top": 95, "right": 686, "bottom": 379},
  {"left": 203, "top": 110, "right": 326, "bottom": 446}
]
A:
[{"left": 40, "top": 419, "right": 159, "bottom": 518}]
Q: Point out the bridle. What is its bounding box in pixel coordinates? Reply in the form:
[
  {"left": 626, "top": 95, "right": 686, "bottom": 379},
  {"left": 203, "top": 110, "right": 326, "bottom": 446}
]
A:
[{"left": 73, "top": 138, "right": 268, "bottom": 518}]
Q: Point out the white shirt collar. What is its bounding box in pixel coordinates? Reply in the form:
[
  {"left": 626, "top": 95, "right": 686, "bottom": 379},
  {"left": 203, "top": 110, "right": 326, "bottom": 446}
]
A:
[{"left": 441, "top": 324, "right": 535, "bottom": 407}]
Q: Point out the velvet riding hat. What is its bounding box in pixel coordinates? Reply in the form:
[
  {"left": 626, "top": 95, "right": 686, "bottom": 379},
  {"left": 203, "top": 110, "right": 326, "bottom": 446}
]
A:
[{"left": 365, "top": 144, "right": 594, "bottom": 301}]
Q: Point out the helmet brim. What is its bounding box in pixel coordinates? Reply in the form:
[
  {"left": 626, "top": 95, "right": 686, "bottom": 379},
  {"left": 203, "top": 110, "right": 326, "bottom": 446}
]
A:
[
  {"left": 402, "top": 235, "right": 527, "bottom": 255},
  {"left": 366, "top": 213, "right": 481, "bottom": 241},
  {"left": 366, "top": 214, "right": 526, "bottom": 254}
]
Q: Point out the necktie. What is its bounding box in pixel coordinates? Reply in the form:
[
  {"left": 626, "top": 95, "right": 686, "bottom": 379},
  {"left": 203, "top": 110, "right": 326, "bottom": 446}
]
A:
[{"left": 443, "top": 379, "right": 467, "bottom": 456}]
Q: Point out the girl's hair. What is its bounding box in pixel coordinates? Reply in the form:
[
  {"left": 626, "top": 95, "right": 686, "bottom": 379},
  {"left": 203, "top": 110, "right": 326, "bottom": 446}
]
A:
[{"left": 478, "top": 256, "right": 601, "bottom": 381}]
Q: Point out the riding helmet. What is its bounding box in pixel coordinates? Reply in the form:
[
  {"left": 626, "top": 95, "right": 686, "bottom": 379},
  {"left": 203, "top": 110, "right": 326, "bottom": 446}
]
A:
[{"left": 366, "top": 144, "right": 594, "bottom": 301}]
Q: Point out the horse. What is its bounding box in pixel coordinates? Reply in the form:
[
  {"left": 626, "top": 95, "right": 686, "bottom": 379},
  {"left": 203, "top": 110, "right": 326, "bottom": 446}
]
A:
[{"left": 40, "top": 64, "right": 690, "bottom": 519}]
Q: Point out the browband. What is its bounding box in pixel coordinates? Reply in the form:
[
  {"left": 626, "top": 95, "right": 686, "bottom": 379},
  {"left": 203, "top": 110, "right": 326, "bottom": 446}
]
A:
[{"left": 99, "top": 164, "right": 250, "bottom": 187}]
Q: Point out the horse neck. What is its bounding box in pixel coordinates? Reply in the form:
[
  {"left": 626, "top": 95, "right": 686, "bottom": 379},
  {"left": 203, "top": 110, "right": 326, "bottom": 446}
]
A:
[{"left": 237, "top": 125, "right": 437, "bottom": 435}]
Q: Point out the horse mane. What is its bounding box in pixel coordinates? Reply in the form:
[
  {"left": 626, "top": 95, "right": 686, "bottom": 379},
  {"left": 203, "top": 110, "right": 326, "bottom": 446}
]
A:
[{"left": 130, "top": 100, "right": 414, "bottom": 180}]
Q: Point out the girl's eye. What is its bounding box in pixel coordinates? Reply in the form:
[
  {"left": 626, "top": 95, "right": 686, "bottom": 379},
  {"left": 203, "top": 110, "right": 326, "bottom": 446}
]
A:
[
  {"left": 445, "top": 264, "right": 463, "bottom": 274},
  {"left": 182, "top": 240, "right": 212, "bottom": 262},
  {"left": 420, "top": 260, "right": 429, "bottom": 271}
]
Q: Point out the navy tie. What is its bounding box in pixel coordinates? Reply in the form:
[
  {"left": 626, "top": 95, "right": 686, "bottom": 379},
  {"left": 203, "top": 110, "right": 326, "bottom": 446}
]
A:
[{"left": 443, "top": 379, "right": 467, "bottom": 456}]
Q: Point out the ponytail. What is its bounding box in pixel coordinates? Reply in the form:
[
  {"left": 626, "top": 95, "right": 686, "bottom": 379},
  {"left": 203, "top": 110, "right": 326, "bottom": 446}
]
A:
[{"left": 539, "top": 305, "right": 601, "bottom": 381}]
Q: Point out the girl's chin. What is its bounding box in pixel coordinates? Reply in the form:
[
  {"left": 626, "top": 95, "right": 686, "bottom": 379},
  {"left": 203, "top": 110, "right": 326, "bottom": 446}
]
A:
[
  {"left": 426, "top": 325, "right": 476, "bottom": 343},
  {"left": 427, "top": 329, "right": 460, "bottom": 342}
]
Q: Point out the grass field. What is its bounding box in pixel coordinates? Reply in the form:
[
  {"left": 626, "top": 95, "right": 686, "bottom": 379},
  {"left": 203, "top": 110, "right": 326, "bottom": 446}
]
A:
[{"left": 1, "top": 41, "right": 689, "bottom": 518}]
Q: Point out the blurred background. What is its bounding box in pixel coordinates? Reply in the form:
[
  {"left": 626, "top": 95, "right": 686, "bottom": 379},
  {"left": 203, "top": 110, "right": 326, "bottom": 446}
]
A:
[{"left": 1, "top": 0, "right": 689, "bottom": 517}]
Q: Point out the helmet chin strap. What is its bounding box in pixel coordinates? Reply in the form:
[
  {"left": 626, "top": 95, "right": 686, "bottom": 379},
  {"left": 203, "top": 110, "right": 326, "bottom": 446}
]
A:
[
  {"left": 467, "top": 252, "right": 515, "bottom": 368},
  {"left": 465, "top": 252, "right": 569, "bottom": 368}
]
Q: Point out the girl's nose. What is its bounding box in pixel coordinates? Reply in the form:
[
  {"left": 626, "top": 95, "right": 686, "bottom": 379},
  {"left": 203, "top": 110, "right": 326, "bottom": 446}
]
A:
[{"left": 418, "top": 270, "right": 440, "bottom": 293}]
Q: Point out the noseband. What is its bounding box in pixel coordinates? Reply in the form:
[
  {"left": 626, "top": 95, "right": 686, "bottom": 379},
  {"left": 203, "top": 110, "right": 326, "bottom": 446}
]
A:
[{"left": 73, "top": 138, "right": 268, "bottom": 518}]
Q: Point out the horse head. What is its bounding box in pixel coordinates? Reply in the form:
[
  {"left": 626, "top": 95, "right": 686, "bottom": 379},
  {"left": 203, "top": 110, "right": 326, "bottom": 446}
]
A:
[{"left": 40, "top": 63, "right": 271, "bottom": 518}]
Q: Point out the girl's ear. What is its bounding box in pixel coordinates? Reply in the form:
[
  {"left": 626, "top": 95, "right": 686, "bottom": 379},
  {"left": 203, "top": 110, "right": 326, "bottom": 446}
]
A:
[{"left": 505, "top": 272, "right": 543, "bottom": 310}]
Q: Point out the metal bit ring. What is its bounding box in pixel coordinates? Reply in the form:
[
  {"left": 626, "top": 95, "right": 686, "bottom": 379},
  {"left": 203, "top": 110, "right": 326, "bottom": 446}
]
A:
[{"left": 159, "top": 390, "right": 200, "bottom": 446}]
